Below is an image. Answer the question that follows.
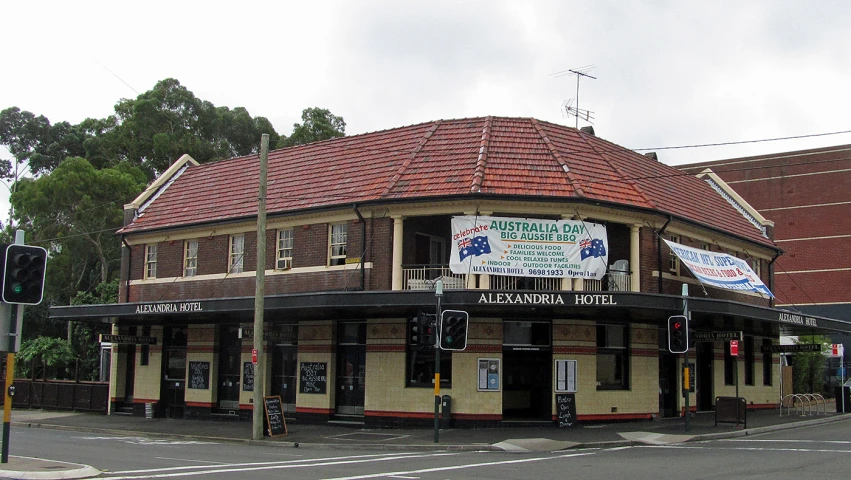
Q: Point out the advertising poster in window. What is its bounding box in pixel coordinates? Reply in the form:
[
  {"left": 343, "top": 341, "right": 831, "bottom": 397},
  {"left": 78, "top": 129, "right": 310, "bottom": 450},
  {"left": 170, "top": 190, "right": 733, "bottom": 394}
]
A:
[
  {"left": 450, "top": 216, "right": 608, "bottom": 280},
  {"left": 478, "top": 358, "right": 500, "bottom": 391},
  {"left": 555, "top": 359, "right": 577, "bottom": 393}
]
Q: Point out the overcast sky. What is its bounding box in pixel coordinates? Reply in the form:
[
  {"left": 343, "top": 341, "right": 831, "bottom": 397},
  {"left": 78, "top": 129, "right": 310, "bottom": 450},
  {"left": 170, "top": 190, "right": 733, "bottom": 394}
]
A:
[{"left": 3, "top": 0, "right": 850, "bottom": 219}]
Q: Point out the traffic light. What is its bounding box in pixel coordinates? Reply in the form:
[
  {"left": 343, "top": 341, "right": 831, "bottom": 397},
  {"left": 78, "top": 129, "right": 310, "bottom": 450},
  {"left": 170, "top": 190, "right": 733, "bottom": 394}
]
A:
[
  {"left": 440, "top": 310, "right": 469, "bottom": 351},
  {"left": 410, "top": 314, "right": 436, "bottom": 349},
  {"left": 667, "top": 315, "right": 689, "bottom": 354},
  {"left": 2, "top": 244, "right": 48, "bottom": 305}
]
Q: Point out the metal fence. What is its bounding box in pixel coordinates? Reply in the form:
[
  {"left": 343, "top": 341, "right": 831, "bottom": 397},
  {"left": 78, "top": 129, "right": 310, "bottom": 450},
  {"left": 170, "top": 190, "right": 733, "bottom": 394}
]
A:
[{"left": 7, "top": 380, "right": 109, "bottom": 413}]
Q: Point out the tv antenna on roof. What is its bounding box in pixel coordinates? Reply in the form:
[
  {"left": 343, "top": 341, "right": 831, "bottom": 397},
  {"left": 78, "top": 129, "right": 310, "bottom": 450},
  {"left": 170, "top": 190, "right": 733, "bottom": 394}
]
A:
[
  {"left": 550, "top": 65, "right": 597, "bottom": 129},
  {"left": 561, "top": 99, "right": 595, "bottom": 125}
]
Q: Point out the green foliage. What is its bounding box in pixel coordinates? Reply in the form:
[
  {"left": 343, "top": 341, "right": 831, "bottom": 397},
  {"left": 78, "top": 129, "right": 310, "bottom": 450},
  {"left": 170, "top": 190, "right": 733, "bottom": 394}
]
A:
[
  {"left": 791, "top": 335, "right": 830, "bottom": 395},
  {"left": 111, "top": 78, "right": 281, "bottom": 175},
  {"left": 71, "top": 278, "right": 119, "bottom": 305},
  {"left": 16, "top": 336, "right": 76, "bottom": 379},
  {"left": 278, "top": 107, "right": 346, "bottom": 148},
  {"left": 0, "top": 79, "right": 345, "bottom": 371},
  {"left": 11, "top": 158, "right": 148, "bottom": 297}
]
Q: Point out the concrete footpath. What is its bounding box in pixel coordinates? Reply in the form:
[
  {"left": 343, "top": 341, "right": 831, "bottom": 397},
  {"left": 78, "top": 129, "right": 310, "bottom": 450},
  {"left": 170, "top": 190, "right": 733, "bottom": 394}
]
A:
[{"left": 1, "top": 405, "right": 849, "bottom": 479}]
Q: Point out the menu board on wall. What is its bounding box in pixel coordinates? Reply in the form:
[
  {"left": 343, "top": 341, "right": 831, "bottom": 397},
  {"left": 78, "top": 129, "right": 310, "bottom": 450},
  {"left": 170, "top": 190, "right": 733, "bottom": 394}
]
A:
[
  {"left": 188, "top": 361, "right": 210, "bottom": 390},
  {"left": 299, "top": 362, "right": 327, "bottom": 394},
  {"left": 243, "top": 362, "right": 255, "bottom": 392}
]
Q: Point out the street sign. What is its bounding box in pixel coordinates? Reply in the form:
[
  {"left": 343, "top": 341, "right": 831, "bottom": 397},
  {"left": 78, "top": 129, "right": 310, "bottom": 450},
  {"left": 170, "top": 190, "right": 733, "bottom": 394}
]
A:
[
  {"left": 252, "top": 348, "right": 258, "bottom": 364},
  {"left": 730, "top": 340, "right": 739, "bottom": 357},
  {"left": 829, "top": 344, "right": 845, "bottom": 358},
  {"left": 693, "top": 331, "right": 742, "bottom": 342},
  {"left": 761, "top": 344, "right": 821, "bottom": 353}
]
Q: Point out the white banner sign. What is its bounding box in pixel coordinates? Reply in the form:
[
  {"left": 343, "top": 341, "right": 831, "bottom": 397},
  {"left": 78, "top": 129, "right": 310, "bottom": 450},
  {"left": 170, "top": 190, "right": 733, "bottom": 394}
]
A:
[
  {"left": 663, "top": 240, "right": 774, "bottom": 297},
  {"left": 450, "top": 216, "right": 608, "bottom": 279}
]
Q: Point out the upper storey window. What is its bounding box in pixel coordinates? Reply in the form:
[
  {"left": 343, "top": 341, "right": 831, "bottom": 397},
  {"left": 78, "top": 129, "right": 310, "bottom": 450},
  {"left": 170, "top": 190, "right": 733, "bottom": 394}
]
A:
[
  {"left": 668, "top": 235, "right": 680, "bottom": 275},
  {"left": 230, "top": 234, "right": 245, "bottom": 274},
  {"left": 329, "top": 223, "right": 347, "bottom": 266},
  {"left": 183, "top": 240, "right": 198, "bottom": 277},
  {"left": 145, "top": 244, "right": 158, "bottom": 279},
  {"left": 277, "top": 229, "right": 293, "bottom": 270}
]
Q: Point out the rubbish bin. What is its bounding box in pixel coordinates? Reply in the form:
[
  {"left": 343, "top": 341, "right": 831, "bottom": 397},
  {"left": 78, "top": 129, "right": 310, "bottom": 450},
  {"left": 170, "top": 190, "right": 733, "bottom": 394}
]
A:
[
  {"left": 835, "top": 386, "right": 851, "bottom": 413},
  {"left": 441, "top": 395, "right": 452, "bottom": 428}
]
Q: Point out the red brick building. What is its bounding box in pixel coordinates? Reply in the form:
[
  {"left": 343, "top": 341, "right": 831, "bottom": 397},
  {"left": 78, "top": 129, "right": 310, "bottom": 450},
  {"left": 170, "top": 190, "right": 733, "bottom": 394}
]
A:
[{"left": 52, "top": 119, "right": 851, "bottom": 427}]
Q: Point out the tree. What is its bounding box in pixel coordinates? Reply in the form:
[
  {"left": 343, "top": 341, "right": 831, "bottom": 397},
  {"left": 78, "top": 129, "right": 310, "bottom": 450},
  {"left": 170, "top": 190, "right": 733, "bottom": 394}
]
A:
[
  {"left": 278, "top": 107, "right": 346, "bottom": 148},
  {"left": 0, "top": 107, "right": 89, "bottom": 176},
  {"left": 15, "top": 336, "right": 77, "bottom": 380},
  {"left": 791, "top": 335, "right": 830, "bottom": 396},
  {"left": 10, "top": 158, "right": 148, "bottom": 292},
  {"left": 111, "top": 78, "right": 281, "bottom": 175}
]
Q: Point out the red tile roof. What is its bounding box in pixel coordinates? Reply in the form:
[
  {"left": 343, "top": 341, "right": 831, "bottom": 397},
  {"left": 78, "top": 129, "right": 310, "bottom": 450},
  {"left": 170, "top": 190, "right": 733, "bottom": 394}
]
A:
[{"left": 120, "top": 117, "right": 774, "bottom": 248}]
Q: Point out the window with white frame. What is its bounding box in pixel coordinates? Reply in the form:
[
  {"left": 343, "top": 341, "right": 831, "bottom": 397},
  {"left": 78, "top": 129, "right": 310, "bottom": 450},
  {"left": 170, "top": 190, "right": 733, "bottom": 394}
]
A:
[
  {"left": 145, "top": 244, "right": 158, "bottom": 279},
  {"left": 183, "top": 239, "right": 198, "bottom": 277},
  {"left": 277, "top": 229, "right": 293, "bottom": 270},
  {"left": 749, "top": 257, "right": 762, "bottom": 277},
  {"left": 329, "top": 223, "right": 348, "bottom": 266},
  {"left": 668, "top": 235, "right": 680, "bottom": 274},
  {"left": 229, "top": 234, "right": 245, "bottom": 274}
]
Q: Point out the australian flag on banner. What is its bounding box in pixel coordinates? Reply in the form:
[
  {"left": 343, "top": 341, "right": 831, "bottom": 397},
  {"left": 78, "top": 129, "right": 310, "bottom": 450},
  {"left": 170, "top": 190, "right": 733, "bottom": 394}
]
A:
[
  {"left": 580, "top": 238, "right": 607, "bottom": 260},
  {"left": 458, "top": 236, "right": 492, "bottom": 261}
]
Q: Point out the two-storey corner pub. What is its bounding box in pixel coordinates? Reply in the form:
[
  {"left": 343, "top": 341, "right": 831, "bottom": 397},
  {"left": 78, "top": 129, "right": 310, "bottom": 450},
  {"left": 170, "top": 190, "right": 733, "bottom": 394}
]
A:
[{"left": 51, "top": 117, "right": 851, "bottom": 427}]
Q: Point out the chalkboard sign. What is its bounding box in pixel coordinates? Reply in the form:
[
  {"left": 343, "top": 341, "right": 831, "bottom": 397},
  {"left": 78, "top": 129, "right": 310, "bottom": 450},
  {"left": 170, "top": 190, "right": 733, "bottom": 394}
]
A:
[
  {"left": 263, "top": 396, "right": 287, "bottom": 437},
  {"left": 188, "top": 361, "right": 210, "bottom": 390},
  {"left": 243, "top": 362, "right": 255, "bottom": 392},
  {"left": 556, "top": 393, "right": 577, "bottom": 428},
  {"left": 300, "top": 362, "right": 327, "bottom": 394}
]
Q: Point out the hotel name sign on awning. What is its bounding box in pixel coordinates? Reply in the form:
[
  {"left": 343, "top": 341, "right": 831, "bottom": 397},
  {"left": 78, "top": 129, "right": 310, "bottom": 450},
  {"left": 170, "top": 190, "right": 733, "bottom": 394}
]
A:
[
  {"left": 761, "top": 344, "right": 821, "bottom": 354},
  {"left": 99, "top": 334, "right": 158, "bottom": 345},
  {"left": 693, "top": 331, "right": 742, "bottom": 342}
]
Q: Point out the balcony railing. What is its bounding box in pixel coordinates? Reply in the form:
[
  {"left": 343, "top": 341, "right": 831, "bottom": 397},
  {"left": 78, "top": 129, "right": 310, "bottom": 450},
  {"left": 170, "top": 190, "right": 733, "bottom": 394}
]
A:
[
  {"left": 403, "top": 265, "right": 465, "bottom": 290},
  {"left": 401, "top": 265, "right": 631, "bottom": 292}
]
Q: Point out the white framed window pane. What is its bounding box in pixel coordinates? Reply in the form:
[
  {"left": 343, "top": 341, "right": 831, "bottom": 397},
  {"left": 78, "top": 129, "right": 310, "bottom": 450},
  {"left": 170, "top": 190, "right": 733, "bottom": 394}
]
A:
[
  {"left": 230, "top": 234, "right": 245, "bottom": 273},
  {"left": 329, "top": 223, "right": 347, "bottom": 266},
  {"left": 277, "top": 229, "right": 293, "bottom": 270},
  {"left": 669, "top": 235, "right": 680, "bottom": 272},
  {"left": 184, "top": 240, "right": 198, "bottom": 277},
  {"left": 145, "top": 245, "right": 158, "bottom": 278}
]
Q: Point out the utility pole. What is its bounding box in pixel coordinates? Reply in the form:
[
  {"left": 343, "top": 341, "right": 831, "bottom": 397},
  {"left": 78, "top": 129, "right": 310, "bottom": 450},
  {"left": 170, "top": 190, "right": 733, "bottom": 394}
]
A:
[{"left": 252, "top": 134, "right": 269, "bottom": 441}]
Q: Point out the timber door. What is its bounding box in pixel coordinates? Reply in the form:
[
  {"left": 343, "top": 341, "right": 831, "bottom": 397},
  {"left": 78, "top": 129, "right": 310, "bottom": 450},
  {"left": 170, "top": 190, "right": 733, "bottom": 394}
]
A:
[{"left": 335, "top": 322, "right": 366, "bottom": 418}]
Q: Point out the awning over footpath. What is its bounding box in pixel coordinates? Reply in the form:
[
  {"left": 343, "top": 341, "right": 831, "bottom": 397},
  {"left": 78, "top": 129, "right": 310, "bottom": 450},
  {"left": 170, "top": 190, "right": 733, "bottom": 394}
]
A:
[{"left": 51, "top": 291, "right": 851, "bottom": 338}]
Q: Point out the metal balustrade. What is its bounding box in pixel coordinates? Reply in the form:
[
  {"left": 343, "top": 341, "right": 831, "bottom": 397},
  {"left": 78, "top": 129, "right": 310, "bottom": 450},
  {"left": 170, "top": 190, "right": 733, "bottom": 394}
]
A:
[{"left": 402, "top": 265, "right": 631, "bottom": 292}]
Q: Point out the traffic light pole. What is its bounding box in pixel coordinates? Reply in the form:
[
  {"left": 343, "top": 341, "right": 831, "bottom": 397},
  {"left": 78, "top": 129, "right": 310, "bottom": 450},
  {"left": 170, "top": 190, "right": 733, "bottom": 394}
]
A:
[
  {"left": 433, "top": 279, "right": 443, "bottom": 444},
  {"left": 2, "top": 230, "right": 26, "bottom": 463}
]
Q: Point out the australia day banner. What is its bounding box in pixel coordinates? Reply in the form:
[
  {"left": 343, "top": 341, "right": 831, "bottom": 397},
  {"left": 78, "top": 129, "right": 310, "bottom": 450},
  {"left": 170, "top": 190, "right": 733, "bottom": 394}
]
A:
[
  {"left": 663, "top": 239, "right": 774, "bottom": 297},
  {"left": 449, "top": 216, "right": 609, "bottom": 280}
]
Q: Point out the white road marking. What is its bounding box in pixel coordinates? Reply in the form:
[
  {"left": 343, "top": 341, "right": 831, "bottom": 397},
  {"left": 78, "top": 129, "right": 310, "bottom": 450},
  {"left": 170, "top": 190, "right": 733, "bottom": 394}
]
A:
[
  {"left": 72, "top": 435, "right": 219, "bottom": 445},
  {"left": 102, "top": 452, "right": 459, "bottom": 478},
  {"left": 721, "top": 439, "right": 851, "bottom": 444},
  {"left": 153, "top": 457, "right": 233, "bottom": 464},
  {"left": 637, "top": 445, "right": 851, "bottom": 454},
  {"left": 322, "top": 452, "right": 596, "bottom": 480}
]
